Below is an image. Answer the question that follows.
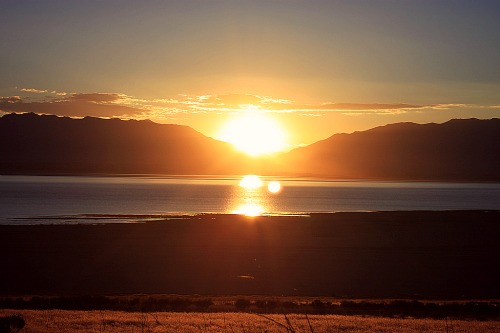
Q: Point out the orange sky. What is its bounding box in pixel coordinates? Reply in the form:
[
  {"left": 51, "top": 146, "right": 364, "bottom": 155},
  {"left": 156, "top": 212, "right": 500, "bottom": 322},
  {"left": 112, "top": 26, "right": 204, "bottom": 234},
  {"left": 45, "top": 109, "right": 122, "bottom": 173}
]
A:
[{"left": 2, "top": 91, "right": 498, "bottom": 149}]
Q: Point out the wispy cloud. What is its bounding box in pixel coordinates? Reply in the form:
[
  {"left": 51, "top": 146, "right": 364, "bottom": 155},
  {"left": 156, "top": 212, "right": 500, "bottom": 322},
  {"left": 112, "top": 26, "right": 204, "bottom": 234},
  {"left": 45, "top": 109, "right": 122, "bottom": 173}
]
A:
[
  {"left": 20, "top": 88, "right": 48, "bottom": 94},
  {"left": 0, "top": 89, "right": 488, "bottom": 121},
  {"left": 478, "top": 105, "right": 500, "bottom": 109},
  {"left": 0, "top": 91, "right": 146, "bottom": 118},
  {"left": 182, "top": 94, "right": 447, "bottom": 116},
  {"left": 69, "top": 93, "right": 123, "bottom": 103},
  {"left": 0, "top": 96, "right": 22, "bottom": 103}
]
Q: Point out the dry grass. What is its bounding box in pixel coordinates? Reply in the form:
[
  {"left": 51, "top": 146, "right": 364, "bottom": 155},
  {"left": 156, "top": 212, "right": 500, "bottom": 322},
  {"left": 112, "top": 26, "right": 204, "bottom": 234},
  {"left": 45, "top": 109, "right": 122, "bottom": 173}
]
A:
[{"left": 1, "top": 309, "right": 499, "bottom": 333}]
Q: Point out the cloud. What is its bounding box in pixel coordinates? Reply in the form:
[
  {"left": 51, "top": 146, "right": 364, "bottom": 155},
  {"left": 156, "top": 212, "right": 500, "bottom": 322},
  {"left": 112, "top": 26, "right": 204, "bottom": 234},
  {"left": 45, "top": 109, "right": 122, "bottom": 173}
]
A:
[
  {"left": 0, "top": 90, "right": 478, "bottom": 121},
  {"left": 317, "top": 103, "right": 426, "bottom": 110},
  {"left": 477, "top": 105, "right": 500, "bottom": 109},
  {"left": 69, "top": 93, "right": 122, "bottom": 103},
  {"left": 264, "top": 102, "right": 435, "bottom": 114},
  {"left": 0, "top": 96, "right": 22, "bottom": 103},
  {"left": 20, "top": 88, "right": 48, "bottom": 93},
  {"left": 0, "top": 94, "right": 146, "bottom": 118},
  {"left": 178, "top": 94, "right": 437, "bottom": 115},
  {"left": 202, "top": 94, "right": 263, "bottom": 107},
  {"left": 52, "top": 91, "right": 68, "bottom": 96},
  {"left": 300, "top": 113, "right": 323, "bottom": 117}
]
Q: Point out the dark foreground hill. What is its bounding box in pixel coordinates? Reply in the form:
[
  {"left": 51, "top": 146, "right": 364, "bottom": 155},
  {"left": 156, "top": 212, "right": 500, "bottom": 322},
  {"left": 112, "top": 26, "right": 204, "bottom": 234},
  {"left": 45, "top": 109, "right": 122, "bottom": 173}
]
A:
[
  {"left": 1, "top": 211, "right": 499, "bottom": 298},
  {"left": 0, "top": 112, "right": 250, "bottom": 175},
  {"left": 280, "top": 118, "right": 500, "bottom": 181}
]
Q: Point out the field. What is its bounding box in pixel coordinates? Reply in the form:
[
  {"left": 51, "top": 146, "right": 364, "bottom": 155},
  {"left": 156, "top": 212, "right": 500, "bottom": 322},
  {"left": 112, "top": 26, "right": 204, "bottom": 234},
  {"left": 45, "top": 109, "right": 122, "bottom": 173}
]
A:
[{"left": 1, "top": 309, "right": 499, "bottom": 333}]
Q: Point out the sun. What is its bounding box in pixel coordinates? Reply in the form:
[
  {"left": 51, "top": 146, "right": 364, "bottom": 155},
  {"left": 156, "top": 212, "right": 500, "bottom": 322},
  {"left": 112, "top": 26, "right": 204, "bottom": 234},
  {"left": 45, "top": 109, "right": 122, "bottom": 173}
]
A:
[{"left": 216, "top": 113, "right": 287, "bottom": 156}]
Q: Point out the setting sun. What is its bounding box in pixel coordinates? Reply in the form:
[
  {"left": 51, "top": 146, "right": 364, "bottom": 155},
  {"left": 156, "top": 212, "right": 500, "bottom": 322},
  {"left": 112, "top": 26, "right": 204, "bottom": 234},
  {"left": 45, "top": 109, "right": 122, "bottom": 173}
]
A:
[{"left": 216, "top": 113, "right": 287, "bottom": 156}]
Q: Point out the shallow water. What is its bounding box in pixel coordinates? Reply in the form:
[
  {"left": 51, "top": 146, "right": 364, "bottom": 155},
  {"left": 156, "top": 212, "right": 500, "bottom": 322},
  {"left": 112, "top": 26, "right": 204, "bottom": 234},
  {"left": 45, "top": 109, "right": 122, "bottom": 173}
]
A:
[{"left": 1, "top": 175, "right": 499, "bottom": 224}]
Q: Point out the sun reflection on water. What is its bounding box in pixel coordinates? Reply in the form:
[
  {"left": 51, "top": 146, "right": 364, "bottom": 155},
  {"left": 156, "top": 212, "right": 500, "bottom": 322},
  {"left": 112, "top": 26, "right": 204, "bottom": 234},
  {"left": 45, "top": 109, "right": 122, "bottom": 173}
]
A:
[
  {"left": 232, "top": 203, "right": 264, "bottom": 216},
  {"left": 231, "top": 175, "right": 282, "bottom": 216},
  {"left": 239, "top": 175, "right": 263, "bottom": 189}
]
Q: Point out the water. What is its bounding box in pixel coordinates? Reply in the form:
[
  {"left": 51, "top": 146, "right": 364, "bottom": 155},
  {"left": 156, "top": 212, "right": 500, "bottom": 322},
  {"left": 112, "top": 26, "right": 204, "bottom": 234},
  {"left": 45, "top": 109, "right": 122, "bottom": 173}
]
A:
[{"left": 1, "top": 175, "right": 499, "bottom": 224}]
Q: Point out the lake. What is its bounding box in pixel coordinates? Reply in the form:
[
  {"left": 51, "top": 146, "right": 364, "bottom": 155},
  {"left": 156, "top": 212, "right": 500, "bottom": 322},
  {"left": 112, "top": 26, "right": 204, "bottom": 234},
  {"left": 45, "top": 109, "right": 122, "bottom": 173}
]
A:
[{"left": 1, "top": 175, "right": 499, "bottom": 224}]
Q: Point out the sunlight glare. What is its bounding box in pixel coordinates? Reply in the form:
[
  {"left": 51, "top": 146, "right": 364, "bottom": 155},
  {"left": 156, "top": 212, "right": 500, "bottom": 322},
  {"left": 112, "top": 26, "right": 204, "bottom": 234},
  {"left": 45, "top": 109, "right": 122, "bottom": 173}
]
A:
[
  {"left": 267, "top": 181, "right": 281, "bottom": 193},
  {"left": 217, "top": 113, "right": 287, "bottom": 156},
  {"left": 233, "top": 203, "right": 264, "bottom": 216},
  {"left": 239, "top": 175, "right": 263, "bottom": 190}
]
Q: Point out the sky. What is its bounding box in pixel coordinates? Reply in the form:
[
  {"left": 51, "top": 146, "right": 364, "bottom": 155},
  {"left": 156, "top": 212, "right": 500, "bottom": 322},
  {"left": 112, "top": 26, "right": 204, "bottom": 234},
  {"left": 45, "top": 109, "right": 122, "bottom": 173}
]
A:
[{"left": 1, "top": 0, "right": 499, "bottom": 149}]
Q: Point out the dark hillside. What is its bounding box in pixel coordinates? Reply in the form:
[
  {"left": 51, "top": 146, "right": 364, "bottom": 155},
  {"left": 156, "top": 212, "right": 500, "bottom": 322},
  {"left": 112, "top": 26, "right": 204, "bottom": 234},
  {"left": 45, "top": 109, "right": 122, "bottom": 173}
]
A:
[
  {"left": 2, "top": 114, "right": 499, "bottom": 180},
  {"left": 0, "top": 113, "right": 248, "bottom": 175},
  {"left": 281, "top": 119, "right": 500, "bottom": 181}
]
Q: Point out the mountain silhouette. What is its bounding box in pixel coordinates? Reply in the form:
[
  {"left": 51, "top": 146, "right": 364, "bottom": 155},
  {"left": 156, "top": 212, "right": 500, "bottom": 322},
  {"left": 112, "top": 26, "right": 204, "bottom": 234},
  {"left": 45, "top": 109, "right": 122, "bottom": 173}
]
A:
[
  {"left": 0, "top": 113, "right": 250, "bottom": 175},
  {"left": 1, "top": 113, "right": 499, "bottom": 180},
  {"left": 280, "top": 118, "right": 500, "bottom": 181}
]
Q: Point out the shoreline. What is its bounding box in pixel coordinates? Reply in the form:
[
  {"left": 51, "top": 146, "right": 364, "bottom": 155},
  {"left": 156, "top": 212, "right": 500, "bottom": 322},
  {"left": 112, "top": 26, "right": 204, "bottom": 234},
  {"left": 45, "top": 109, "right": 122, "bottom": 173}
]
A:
[
  {"left": 3, "top": 172, "right": 500, "bottom": 184},
  {"left": 1, "top": 211, "right": 499, "bottom": 299},
  {"left": 4, "top": 209, "right": 500, "bottom": 225}
]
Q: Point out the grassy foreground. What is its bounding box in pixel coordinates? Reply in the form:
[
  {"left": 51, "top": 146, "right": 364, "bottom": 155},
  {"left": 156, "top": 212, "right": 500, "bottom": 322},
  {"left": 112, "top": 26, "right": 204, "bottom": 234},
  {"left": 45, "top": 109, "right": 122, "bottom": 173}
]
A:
[{"left": 1, "top": 309, "right": 499, "bottom": 333}]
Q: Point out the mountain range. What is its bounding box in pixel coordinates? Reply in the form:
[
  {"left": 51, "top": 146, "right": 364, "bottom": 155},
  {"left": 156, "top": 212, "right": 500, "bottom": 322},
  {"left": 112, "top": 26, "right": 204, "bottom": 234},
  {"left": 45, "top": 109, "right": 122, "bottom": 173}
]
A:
[
  {"left": 279, "top": 118, "right": 500, "bottom": 181},
  {"left": 1, "top": 112, "right": 499, "bottom": 181},
  {"left": 0, "top": 112, "right": 250, "bottom": 176}
]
